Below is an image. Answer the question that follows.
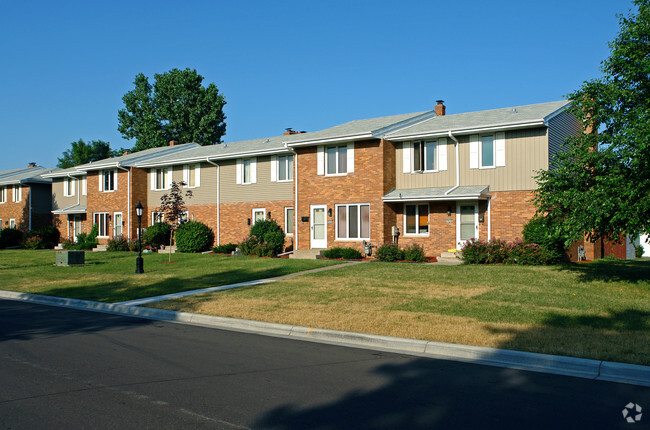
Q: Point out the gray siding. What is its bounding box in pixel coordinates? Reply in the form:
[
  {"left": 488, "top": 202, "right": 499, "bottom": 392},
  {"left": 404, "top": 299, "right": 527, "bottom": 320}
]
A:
[
  {"left": 220, "top": 156, "right": 293, "bottom": 203},
  {"left": 30, "top": 184, "right": 52, "bottom": 214},
  {"left": 547, "top": 110, "right": 581, "bottom": 168},
  {"left": 147, "top": 163, "right": 217, "bottom": 207},
  {"left": 51, "top": 178, "right": 87, "bottom": 211},
  {"left": 395, "top": 127, "right": 549, "bottom": 192}
]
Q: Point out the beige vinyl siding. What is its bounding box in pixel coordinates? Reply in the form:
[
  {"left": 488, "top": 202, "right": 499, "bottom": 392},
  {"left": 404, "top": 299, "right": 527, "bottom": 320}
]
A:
[
  {"left": 396, "top": 142, "right": 456, "bottom": 189},
  {"left": 51, "top": 178, "right": 86, "bottom": 211},
  {"left": 147, "top": 163, "right": 217, "bottom": 207},
  {"left": 547, "top": 110, "right": 581, "bottom": 168},
  {"left": 459, "top": 128, "right": 548, "bottom": 191},
  {"left": 220, "top": 156, "right": 293, "bottom": 203}
]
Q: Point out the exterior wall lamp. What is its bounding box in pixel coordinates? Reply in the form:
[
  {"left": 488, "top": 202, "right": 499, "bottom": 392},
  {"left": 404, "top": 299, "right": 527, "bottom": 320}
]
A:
[{"left": 447, "top": 206, "right": 452, "bottom": 217}]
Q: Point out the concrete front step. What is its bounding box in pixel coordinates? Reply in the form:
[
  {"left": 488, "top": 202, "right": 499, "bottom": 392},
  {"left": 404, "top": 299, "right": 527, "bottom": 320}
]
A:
[
  {"left": 158, "top": 245, "right": 177, "bottom": 254},
  {"left": 437, "top": 251, "right": 462, "bottom": 265},
  {"left": 92, "top": 244, "right": 108, "bottom": 252},
  {"left": 289, "top": 249, "right": 325, "bottom": 259}
]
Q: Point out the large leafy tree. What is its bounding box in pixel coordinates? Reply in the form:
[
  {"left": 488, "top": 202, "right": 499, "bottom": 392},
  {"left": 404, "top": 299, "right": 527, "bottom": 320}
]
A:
[
  {"left": 57, "top": 139, "right": 114, "bottom": 168},
  {"left": 534, "top": 0, "right": 650, "bottom": 243},
  {"left": 118, "top": 68, "right": 226, "bottom": 151}
]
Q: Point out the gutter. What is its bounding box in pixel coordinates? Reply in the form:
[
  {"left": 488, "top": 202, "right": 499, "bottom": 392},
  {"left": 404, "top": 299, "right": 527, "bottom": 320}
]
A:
[
  {"left": 136, "top": 148, "right": 293, "bottom": 168},
  {"left": 285, "top": 133, "right": 373, "bottom": 148},
  {"left": 445, "top": 131, "right": 461, "bottom": 196},
  {"left": 206, "top": 158, "right": 220, "bottom": 246},
  {"left": 386, "top": 120, "right": 546, "bottom": 142}
]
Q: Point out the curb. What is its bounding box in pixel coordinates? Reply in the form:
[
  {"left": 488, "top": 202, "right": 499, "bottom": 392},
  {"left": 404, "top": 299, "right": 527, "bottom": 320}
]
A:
[{"left": 1, "top": 290, "right": 649, "bottom": 388}]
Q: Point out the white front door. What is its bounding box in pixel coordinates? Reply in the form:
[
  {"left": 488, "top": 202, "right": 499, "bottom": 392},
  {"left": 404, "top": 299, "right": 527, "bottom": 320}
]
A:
[
  {"left": 73, "top": 215, "right": 81, "bottom": 242},
  {"left": 310, "top": 205, "right": 327, "bottom": 249},
  {"left": 114, "top": 212, "right": 123, "bottom": 237},
  {"left": 456, "top": 203, "right": 478, "bottom": 247}
]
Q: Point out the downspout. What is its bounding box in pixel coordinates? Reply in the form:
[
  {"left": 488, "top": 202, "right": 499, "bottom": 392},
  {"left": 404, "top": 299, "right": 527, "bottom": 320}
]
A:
[
  {"left": 286, "top": 147, "right": 298, "bottom": 250},
  {"left": 206, "top": 159, "right": 220, "bottom": 246},
  {"left": 444, "top": 131, "right": 460, "bottom": 196},
  {"left": 67, "top": 173, "right": 81, "bottom": 237},
  {"left": 117, "top": 165, "right": 130, "bottom": 239},
  {"left": 487, "top": 197, "right": 491, "bottom": 241},
  {"left": 28, "top": 182, "right": 32, "bottom": 230}
]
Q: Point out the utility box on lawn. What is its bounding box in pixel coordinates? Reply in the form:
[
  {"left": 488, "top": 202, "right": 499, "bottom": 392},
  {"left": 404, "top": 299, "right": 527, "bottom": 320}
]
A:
[{"left": 56, "top": 250, "right": 85, "bottom": 266}]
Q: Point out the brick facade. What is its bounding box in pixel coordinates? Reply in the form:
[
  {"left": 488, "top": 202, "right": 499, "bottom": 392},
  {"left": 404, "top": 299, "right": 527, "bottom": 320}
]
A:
[
  {"left": 0, "top": 185, "right": 51, "bottom": 232},
  {"left": 219, "top": 200, "right": 294, "bottom": 249}
]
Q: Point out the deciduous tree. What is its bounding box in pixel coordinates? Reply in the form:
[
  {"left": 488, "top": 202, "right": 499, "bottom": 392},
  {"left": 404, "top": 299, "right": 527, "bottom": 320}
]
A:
[
  {"left": 57, "top": 139, "right": 114, "bottom": 168},
  {"left": 158, "top": 181, "right": 192, "bottom": 262}
]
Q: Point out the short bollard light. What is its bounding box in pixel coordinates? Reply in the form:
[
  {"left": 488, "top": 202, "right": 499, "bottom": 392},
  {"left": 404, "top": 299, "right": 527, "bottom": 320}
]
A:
[{"left": 135, "top": 200, "right": 144, "bottom": 274}]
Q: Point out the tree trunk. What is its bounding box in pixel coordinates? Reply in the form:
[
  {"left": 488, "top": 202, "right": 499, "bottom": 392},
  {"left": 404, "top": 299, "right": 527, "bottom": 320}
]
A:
[{"left": 169, "top": 229, "right": 174, "bottom": 263}]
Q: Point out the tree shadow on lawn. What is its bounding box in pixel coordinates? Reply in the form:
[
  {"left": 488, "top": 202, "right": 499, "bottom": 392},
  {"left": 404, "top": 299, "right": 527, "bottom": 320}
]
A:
[
  {"left": 38, "top": 265, "right": 295, "bottom": 303},
  {"left": 554, "top": 259, "right": 650, "bottom": 283}
]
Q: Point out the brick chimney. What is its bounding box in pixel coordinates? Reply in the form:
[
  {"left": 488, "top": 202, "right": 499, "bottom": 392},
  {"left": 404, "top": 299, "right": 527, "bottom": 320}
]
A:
[
  {"left": 283, "top": 128, "right": 306, "bottom": 136},
  {"left": 435, "top": 100, "right": 446, "bottom": 116},
  {"left": 27, "top": 162, "right": 37, "bottom": 168},
  {"left": 169, "top": 139, "right": 179, "bottom": 146}
]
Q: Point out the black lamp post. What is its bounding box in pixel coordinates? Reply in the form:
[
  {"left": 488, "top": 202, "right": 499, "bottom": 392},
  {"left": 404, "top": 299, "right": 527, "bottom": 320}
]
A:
[{"left": 135, "top": 201, "right": 144, "bottom": 274}]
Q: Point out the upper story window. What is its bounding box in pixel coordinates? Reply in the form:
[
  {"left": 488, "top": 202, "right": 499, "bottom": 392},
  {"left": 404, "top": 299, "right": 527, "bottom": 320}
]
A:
[
  {"left": 100, "top": 169, "right": 117, "bottom": 192},
  {"left": 271, "top": 155, "right": 293, "bottom": 182},
  {"left": 403, "top": 138, "right": 447, "bottom": 173},
  {"left": 0, "top": 186, "right": 6, "bottom": 204},
  {"left": 317, "top": 143, "right": 354, "bottom": 176},
  {"left": 183, "top": 164, "right": 200, "bottom": 188},
  {"left": 469, "top": 132, "right": 506, "bottom": 169},
  {"left": 150, "top": 168, "right": 171, "bottom": 191},
  {"left": 64, "top": 178, "right": 76, "bottom": 197},
  {"left": 12, "top": 185, "right": 21, "bottom": 202},
  {"left": 236, "top": 158, "right": 257, "bottom": 185}
]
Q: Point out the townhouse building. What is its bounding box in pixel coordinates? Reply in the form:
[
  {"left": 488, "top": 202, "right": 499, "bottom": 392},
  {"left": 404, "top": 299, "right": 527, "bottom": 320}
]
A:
[
  {"left": 0, "top": 164, "right": 53, "bottom": 232},
  {"left": 35, "top": 99, "right": 586, "bottom": 258}
]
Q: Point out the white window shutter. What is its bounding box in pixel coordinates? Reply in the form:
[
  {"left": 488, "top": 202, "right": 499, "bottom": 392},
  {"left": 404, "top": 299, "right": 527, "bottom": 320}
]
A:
[
  {"left": 271, "top": 156, "right": 277, "bottom": 182},
  {"left": 99, "top": 171, "right": 103, "bottom": 191},
  {"left": 150, "top": 170, "right": 155, "bottom": 190},
  {"left": 82, "top": 177, "right": 87, "bottom": 195},
  {"left": 347, "top": 142, "right": 354, "bottom": 173},
  {"left": 317, "top": 146, "right": 324, "bottom": 175},
  {"left": 495, "top": 132, "right": 506, "bottom": 167},
  {"left": 402, "top": 142, "right": 412, "bottom": 173},
  {"left": 165, "top": 168, "right": 171, "bottom": 189},
  {"left": 469, "top": 135, "right": 479, "bottom": 169},
  {"left": 195, "top": 164, "right": 200, "bottom": 187},
  {"left": 71, "top": 181, "right": 75, "bottom": 197},
  {"left": 438, "top": 138, "right": 447, "bottom": 171},
  {"left": 182, "top": 166, "right": 188, "bottom": 184},
  {"left": 251, "top": 158, "right": 257, "bottom": 184},
  {"left": 236, "top": 159, "right": 242, "bottom": 184},
  {"left": 113, "top": 170, "right": 118, "bottom": 190}
]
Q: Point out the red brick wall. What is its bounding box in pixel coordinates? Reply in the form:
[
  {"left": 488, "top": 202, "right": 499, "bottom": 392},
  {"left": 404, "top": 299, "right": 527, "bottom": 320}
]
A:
[
  {"left": 219, "top": 200, "right": 294, "bottom": 248},
  {"left": 0, "top": 185, "right": 30, "bottom": 231},
  {"left": 489, "top": 190, "right": 536, "bottom": 241},
  {"left": 393, "top": 201, "right": 457, "bottom": 256},
  {"left": 295, "top": 139, "right": 390, "bottom": 252}
]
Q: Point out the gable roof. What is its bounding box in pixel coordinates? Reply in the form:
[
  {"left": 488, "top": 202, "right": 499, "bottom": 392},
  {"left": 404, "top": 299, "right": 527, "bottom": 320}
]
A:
[
  {"left": 0, "top": 166, "right": 53, "bottom": 186},
  {"left": 284, "top": 110, "right": 437, "bottom": 147},
  {"left": 384, "top": 100, "right": 571, "bottom": 141}
]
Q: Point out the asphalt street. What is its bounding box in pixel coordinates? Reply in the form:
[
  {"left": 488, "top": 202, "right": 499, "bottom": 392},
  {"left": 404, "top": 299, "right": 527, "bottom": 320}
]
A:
[{"left": 0, "top": 299, "right": 648, "bottom": 429}]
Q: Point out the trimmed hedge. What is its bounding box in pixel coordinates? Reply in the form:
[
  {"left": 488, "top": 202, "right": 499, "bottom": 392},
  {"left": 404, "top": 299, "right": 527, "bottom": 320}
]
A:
[
  {"left": 322, "top": 247, "right": 362, "bottom": 260},
  {"left": 213, "top": 243, "right": 238, "bottom": 254},
  {"left": 175, "top": 221, "right": 214, "bottom": 253},
  {"left": 460, "top": 238, "right": 557, "bottom": 265},
  {"left": 143, "top": 222, "right": 171, "bottom": 249},
  {"left": 0, "top": 228, "right": 23, "bottom": 248},
  {"left": 240, "top": 219, "right": 286, "bottom": 257},
  {"left": 403, "top": 244, "right": 427, "bottom": 262},
  {"left": 375, "top": 244, "right": 404, "bottom": 262}
]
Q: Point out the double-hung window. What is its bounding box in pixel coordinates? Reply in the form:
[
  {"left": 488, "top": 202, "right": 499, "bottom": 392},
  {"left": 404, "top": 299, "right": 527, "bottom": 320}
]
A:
[
  {"left": 237, "top": 158, "right": 257, "bottom": 185},
  {"left": 278, "top": 155, "right": 293, "bottom": 181},
  {"left": 336, "top": 204, "right": 370, "bottom": 240},
  {"left": 100, "top": 170, "right": 117, "bottom": 192},
  {"left": 183, "top": 164, "right": 200, "bottom": 188},
  {"left": 285, "top": 207, "right": 294, "bottom": 235},
  {"left": 469, "top": 133, "right": 505, "bottom": 169},
  {"left": 405, "top": 203, "right": 429, "bottom": 235},
  {"left": 327, "top": 145, "right": 347, "bottom": 175},
  {"left": 403, "top": 139, "right": 447, "bottom": 173},
  {"left": 0, "top": 186, "right": 6, "bottom": 203},
  {"left": 64, "top": 178, "right": 75, "bottom": 197},
  {"left": 12, "top": 185, "right": 21, "bottom": 202},
  {"left": 94, "top": 212, "right": 110, "bottom": 237}
]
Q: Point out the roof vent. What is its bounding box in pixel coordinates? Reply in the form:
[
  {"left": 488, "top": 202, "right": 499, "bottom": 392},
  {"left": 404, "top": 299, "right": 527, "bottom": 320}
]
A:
[{"left": 511, "top": 108, "right": 518, "bottom": 113}]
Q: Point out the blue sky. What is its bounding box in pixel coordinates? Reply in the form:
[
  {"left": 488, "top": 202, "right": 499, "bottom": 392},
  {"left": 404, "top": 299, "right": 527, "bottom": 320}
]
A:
[{"left": 0, "top": 0, "right": 634, "bottom": 171}]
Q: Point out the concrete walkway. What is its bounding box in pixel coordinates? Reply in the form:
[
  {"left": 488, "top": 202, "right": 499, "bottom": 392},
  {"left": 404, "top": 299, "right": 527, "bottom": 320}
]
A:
[{"left": 115, "top": 260, "right": 368, "bottom": 306}]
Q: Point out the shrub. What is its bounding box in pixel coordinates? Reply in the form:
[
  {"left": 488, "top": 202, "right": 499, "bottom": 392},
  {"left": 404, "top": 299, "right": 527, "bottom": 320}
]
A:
[
  {"left": 213, "top": 243, "right": 238, "bottom": 254},
  {"left": 38, "top": 225, "right": 60, "bottom": 249},
  {"left": 61, "top": 239, "right": 75, "bottom": 250},
  {"left": 175, "top": 221, "right": 214, "bottom": 253},
  {"left": 403, "top": 244, "right": 427, "bottom": 262},
  {"left": 459, "top": 239, "right": 489, "bottom": 264},
  {"left": 522, "top": 216, "right": 567, "bottom": 263},
  {"left": 107, "top": 236, "right": 131, "bottom": 251},
  {"left": 71, "top": 224, "right": 99, "bottom": 250},
  {"left": 509, "top": 240, "right": 556, "bottom": 265},
  {"left": 322, "top": 247, "right": 362, "bottom": 260},
  {"left": 0, "top": 228, "right": 23, "bottom": 248},
  {"left": 375, "top": 244, "right": 404, "bottom": 262},
  {"left": 636, "top": 245, "right": 645, "bottom": 258},
  {"left": 143, "top": 222, "right": 171, "bottom": 249},
  {"left": 22, "top": 234, "right": 42, "bottom": 250},
  {"left": 240, "top": 219, "right": 286, "bottom": 257}
]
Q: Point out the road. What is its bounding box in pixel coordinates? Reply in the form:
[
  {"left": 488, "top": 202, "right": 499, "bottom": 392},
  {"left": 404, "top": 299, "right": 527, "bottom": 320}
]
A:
[{"left": 0, "top": 299, "right": 648, "bottom": 429}]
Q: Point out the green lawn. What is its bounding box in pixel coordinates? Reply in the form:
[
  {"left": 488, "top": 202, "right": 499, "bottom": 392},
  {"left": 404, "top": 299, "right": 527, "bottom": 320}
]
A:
[
  {"left": 151, "top": 259, "right": 650, "bottom": 365},
  {"left": 0, "top": 250, "right": 342, "bottom": 302}
]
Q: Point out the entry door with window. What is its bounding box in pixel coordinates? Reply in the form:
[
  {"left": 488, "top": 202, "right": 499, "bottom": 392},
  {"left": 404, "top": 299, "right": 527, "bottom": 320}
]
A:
[
  {"left": 73, "top": 215, "right": 81, "bottom": 242},
  {"left": 310, "top": 205, "right": 327, "bottom": 249},
  {"left": 457, "top": 203, "right": 478, "bottom": 247},
  {"left": 114, "top": 212, "right": 123, "bottom": 237}
]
